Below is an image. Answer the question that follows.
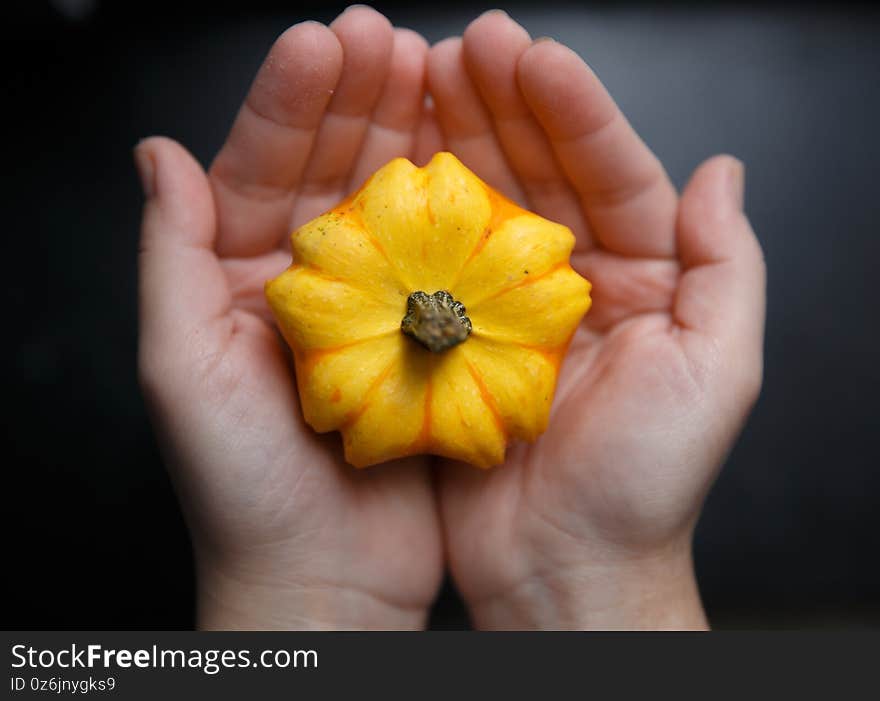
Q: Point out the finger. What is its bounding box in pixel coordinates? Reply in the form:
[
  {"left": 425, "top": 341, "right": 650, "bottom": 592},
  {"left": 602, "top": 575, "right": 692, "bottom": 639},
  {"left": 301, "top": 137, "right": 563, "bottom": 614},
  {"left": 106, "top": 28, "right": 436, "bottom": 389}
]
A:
[
  {"left": 674, "top": 155, "right": 766, "bottom": 384},
  {"left": 209, "top": 21, "right": 344, "bottom": 257},
  {"left": 348, "top": 28, "right": 429, "bottom": 188},
  {"left": 413, "top": 98, "right": 444, "bottom": 166},
  {"left": 517, "top": 40, "right": 679, "bottom": 258},
  {"left": 136, "top": 137, "right": 229, "bottom": 373},
  {"left": 462, "top": 11, "right": 589, "bottom": 248},
  {"left": 426, "top": 37, "right": 526, "bottom": 202},
  {"left": 290, "top": 6, "right": 394, "bottom": 228}
]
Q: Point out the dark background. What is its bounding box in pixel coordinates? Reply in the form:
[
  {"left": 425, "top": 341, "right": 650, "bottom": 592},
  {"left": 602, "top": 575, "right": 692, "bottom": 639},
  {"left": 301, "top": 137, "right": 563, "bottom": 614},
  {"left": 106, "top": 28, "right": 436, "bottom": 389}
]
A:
[{"left": 4, "top": 0, "right": 879, "bottom": 629}]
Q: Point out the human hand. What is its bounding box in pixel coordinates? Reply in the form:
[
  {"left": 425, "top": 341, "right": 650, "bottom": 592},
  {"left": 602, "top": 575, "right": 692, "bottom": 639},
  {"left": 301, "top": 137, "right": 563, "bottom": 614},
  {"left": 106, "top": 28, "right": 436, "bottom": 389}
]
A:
[
  {"left": 136, "top": 6, "right": 443, "bottom": 630},
  {"left": 428, "top": 11, "right": 766, "bottom": 629}
]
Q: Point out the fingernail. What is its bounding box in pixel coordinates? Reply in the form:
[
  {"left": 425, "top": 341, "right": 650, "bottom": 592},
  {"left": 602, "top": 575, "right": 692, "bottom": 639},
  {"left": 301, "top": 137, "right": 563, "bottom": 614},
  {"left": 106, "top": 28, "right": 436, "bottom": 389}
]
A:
[
  {"left": 133, "top": 141, "right": 155, "bottom": 198},
  {"left": 533, "top": 36, "right": 557, "bottom": 44},
  {"left": 343, "top": 3, "right": 370, "bottom": 12},
  {"left": 483, "top": 9, "right": 509, "bottom": 17},
  {"left": 727, "top": 158, "right": 745, "bottom": 211}
]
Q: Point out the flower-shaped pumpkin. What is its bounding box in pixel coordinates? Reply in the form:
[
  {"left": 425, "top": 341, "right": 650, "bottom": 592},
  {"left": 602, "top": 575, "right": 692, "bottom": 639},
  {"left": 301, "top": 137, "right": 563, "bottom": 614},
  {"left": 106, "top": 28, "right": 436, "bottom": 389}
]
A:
[{"left": 265, "top": 152, "right": 591, "bottom": 468}]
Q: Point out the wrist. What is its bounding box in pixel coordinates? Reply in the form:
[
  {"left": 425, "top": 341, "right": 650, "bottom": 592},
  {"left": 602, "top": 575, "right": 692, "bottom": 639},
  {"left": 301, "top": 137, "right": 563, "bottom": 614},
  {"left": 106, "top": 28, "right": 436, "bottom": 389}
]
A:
[
  {"left": 467, "top": 544, "right": 709, "bottom": 631},
  {"left": 196, "top": 557, "right": 429, "bottom": 631}
]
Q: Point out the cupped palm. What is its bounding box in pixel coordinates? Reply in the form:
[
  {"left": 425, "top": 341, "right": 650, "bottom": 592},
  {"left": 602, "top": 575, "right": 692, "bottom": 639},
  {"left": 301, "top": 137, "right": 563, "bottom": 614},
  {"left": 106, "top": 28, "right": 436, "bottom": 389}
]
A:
[{"left": 426, "top": 12, "right": 765, "bottom": 609}]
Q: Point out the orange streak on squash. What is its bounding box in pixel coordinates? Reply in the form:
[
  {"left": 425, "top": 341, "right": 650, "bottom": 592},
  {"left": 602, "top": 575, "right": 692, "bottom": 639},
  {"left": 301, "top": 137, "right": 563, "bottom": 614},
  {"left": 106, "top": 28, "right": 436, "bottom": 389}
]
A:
[
  {"left": 461, "top": 226, "right": 493, "bottom": 270},
  {"left": 317, "top": 169, "right": 388, "bottom": 263},
  {"left": 512, "top": 343, "right": 564, "bottom": 374},
  {"left": 357, "top": 225, "right": 393, "bottom": 266},
  {"left": 413, "top": 372, "right": 433, "bottom": 453},
  {"left": 326, "top": 190, "right": 409, "bottom": 292},
  {"left": 296, "top": 334, "right": 394, "bottom": 376},
  {"left": 336, "top": 202, "right": 394, "bottom": 267},
  {"left": 425, "top": 174, "right": 436, "bottom": 226},
  {"left": 465, "top": 360, "right": 508, "bottom": 442},
  {"left": 283, "top": 261, "right": 359, "bottom": 288},
  {"left": 453, "top": 186, "right": 529, "bottom": 287},
  {"left": 486, "top": 184, "right": 528, "bottom": 228},
  {"left": 476, "top": 261, "right": 570, "bottom": 306},
  {"left": 290, "top": 263, "right": 350, "bottom": 285},
  {"left": 421, "top": 181, "right": 433, "bottom": 262},
  {"left": 330, "top": 191, "right": 357, "bottom": 212},
  {"left": 401, "top": 354, "right": 434, "bottom": 455},
  {"left": 339, "top": 361, "right": 395, "bottom": 431},
  {"left": 514, "top": 326, "right": 581, "bottom": 374}
]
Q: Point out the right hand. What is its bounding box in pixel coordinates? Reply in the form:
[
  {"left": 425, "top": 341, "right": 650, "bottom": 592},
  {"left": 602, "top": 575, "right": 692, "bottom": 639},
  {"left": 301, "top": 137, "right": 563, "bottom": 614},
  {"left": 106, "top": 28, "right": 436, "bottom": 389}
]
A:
[{"left": 428, "top": 10, "right": 765, "bottom": 629}]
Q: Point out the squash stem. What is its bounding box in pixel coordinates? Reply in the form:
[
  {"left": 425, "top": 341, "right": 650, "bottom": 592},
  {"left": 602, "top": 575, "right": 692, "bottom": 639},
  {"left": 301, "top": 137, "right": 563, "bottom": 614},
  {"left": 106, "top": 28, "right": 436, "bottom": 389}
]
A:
[{"left": 401, "top": 290, "right": 472, "bottom": 353}]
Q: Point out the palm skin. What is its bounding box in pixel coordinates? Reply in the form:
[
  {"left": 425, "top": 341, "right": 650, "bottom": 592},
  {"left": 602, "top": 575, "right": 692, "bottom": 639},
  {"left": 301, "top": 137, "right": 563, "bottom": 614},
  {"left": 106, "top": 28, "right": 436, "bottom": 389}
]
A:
[
  {"left": 137, "top": 9, "right": 445, "bottom": 629},
  {"left": 428, "top": 13, "right": 765, "bottom": 627}
]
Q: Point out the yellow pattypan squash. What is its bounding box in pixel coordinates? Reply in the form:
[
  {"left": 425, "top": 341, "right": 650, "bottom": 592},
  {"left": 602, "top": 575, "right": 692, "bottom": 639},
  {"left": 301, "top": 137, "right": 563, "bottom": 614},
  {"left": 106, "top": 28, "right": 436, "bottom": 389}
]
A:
[{"left": 265, "top": 152, "right": 591, "bottom": 468}]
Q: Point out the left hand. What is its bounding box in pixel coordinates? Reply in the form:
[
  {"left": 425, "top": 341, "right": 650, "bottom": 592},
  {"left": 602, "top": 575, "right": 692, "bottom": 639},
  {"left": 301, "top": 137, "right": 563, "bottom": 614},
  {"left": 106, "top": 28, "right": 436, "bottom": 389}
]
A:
[{"left": 137, "top": 6, "right": 444, "bottom": 630}]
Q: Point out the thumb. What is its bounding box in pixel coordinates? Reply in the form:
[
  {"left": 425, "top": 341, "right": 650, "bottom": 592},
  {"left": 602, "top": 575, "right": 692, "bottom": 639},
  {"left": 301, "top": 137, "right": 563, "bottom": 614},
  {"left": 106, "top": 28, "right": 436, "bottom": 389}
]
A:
[
  {"left": 674, "top": 155, "right": 766, "bottom": 390},
  {"left": 135, "top": 137, "right": 229, "bottom": 379}
]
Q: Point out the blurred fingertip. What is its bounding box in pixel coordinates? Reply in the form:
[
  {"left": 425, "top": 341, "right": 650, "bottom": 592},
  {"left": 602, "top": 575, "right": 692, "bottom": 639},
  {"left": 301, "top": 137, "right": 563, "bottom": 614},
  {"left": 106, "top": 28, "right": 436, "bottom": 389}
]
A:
[
  {"left": 330, "top": 4, "right": 394, "bottom": 62},
  {"left": 699, "top": 154, "right": 745, "bottom": 212},
  {"left": 468, "top": 8, "right": 510, "bottom": 31},
  {"left": 430, "top": 35, "right": 462, "bottom": 51},
  {"left": 282, "top": 19, "right": 330, "bottom": 38},
  {"left": 727, "top": 156, "right": 745, "bottom": 211},
  {"left": 273, "top": 20, "right": 342, "bottom": 64},
  {"left": 134, "top": 137, "right": 179, "bottom": 199},
  {"left": 335, "top": 3, "right": 391, "bottom": 28},
  {"left": 133, "top": 142, "right": 156, "bottom": 199},
  {"left": 465, "top": 8, "right": 530, "bottom": 59},
  {"left": 394, "top": 27, "right": 429, "bottom": 52},
  {"left": 426, "top": 37, "right": 462, "bottom": 78}
]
